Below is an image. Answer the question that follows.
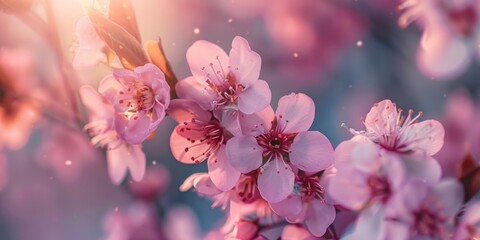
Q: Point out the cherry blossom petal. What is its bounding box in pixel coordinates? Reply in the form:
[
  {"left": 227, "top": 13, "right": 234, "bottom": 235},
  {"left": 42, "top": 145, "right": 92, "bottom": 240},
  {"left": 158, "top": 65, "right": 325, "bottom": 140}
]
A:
[
  {"left": 364, "top": 99, "right": 398, "bottom": 136},
  {"left": 79, "top": 85, "right": 114, "bottom": 121},
  {"left": 170, "top": 125, "right": 210, "bottom": 164},
  {"left": 269, "top": 195, "right": 303, "bottom": 218},
  {"left": 175, "top": 76, "right": 217, "bottom": 111},
  {"left": 276, "top": 93, "right": 315, "bottom": 133},
  {"left": 348, "top": 205, "right": 387, "bottom": 240},
  {"left": 106, "top": 144, "right": 130, "bottom": 185},
  {"left": 237, "top": 80, "right": 271, "bottom": 114},
  {"left": 238, "top": 106, "right": 274, "bottom": 136},
  {"left": 432, "top": 179, "right": 463, "bottom": 217},
  {"left": 399, "top": 120, "right": 445, "bottom": 155},
  {"left": 186, "top": 40, "right": 229, "bottom": 86},
  {"left": 328, "top": 174, "right": 370, "bottom": 210},
  {"left": 179, "top": 173, "right": 222, "bottom": 196},
  {"left": 305, "top": 199, "right": 336, "bottom": 237},
  {"left": 257, "top": 158, "right": 295, "bottom": 203},
  {"left": 403, "top": 154, "right": 441, "bottom": 184},
  {"left": 401, "top": 178, "right": 428, "bottom": 211},
  {"left": 463, "top": 202, "right": 480, "bottom": 225},
  {"left": 126, "top": 144, "right": 147, "bottom": 182},
  {"left": 216, "top": 108, "right": 242, "bottom": 137},
  {"left": 114, "top": 112, "right": 152, "bottom": 144},
  {"left": 226, "top": 136, "right": 263, "bottom": 173},
  {"left": 281, "top": 225, "right": 318, "bottom": 240},
  {"left": 72, "top": 16, "right": 104, "bottom": 68},
  {"left": 207, "top": 146, "right": 241, "bottom": 191},
  {"left": 98, "top": 75, "right": 125, "bottom": 100},
  {"left": 382, "top": 153, "right": 405, "bottom": 190},
  {"left": 167, "top": 99, "right": 211, "bottom": 124},
  {"left": 229, "top": 36, "right": 261, "bottom": 86},
  {"left": 417, "top": 26, "right": 471, "bottom": 80},
  {"left": 351, "top": 141, "right": 381, "bottom": 173},
  {"left": 289, "top": 131, "right": 334, "bottom": 172}
]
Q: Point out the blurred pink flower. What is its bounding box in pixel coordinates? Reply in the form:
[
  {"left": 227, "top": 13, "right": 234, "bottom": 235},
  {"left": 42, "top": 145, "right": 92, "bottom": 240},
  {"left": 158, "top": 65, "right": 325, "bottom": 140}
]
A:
[
  {"left": 436, "top": 89, "right": 480, "bottom": 177},
  {"left": 176, "top": 36, "right": 271, "bottom": 114},
  {"left": 100, "top": 63, "right": 170, "bottom": 144},
  {"left": 226, "top": 93, "right": 334, "bottom": 203},
  {"left": 169, "top": 99, "right": 240, "bottom": 191},
  {"left": 387, "top": 178, "right": 464, "bottom": 239},
  {"left": 128, "top": 164, "right": 170, "bottom": 201},
  {"left": 37, "top": 125, "right": 99, "bottom": 181},
  {"left": 225, "top": 219, "right": 260, "bottom": 240},
  {"left": 80, "top": 85, "right": 146, "bottom": 184},
  {"left": 281, "top": 225, "right": 323, "bottom": 240},
  {"left": 454, "top": 201, "right": 480, "bottom": 240},
  {"left": 344, "top": 99, "right": 445, "bottom": 156},
  {"left": 0, "top": 48, "right": 40, "bottom": 150},
  {"left": 270, "top": 172, "right": 336, "bottom": 237},
  {"left": 102, "top": 203, "right": 164, "bottom": 240},
  {"left": 164, "top": 205, "right": 202, "bottom": 240},
  {"left": 72, "top": 16, "right": 105, "bottom": 68},
  {"left": 399, "top": 0, "right": 480, "bottom": 80}
]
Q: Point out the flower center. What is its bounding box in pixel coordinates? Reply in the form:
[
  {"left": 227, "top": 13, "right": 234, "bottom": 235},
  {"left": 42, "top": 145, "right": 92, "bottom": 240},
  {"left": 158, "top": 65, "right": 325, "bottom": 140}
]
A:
[
  {"left": 294, "top": 175, "right": 325, "bottom": 203},
  {"left": 413, "top": 205, "right": 447, "bottom": 238},
  {"left": 367, "top": 175, "right": 391, "bottom": 204},
  {"left": 378, "top": 108, "right": 423, "bottom": 153},
  {"left": 118, "top": 82, "right": 155, "bottom": 119},
  {"left": 201, "top": 56, "right": 244, "bottom": 109},
  {"left": 447, "top": 5, "right": 477, "bottom": 36},
  {"left": 234, "top": 174, "right": 260, "bottom": 203},
  {"left": 256, "top": 128, "right": 295, "bottom": 159},
  {"left": 180, "top": 119, "right": 226, "bottom": 164}
]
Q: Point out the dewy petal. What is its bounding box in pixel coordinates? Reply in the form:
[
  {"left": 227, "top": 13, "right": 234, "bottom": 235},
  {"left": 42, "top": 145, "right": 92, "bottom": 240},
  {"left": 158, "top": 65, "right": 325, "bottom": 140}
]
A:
[
  {"left": 106, "top": 144, "right": 130, "bottom": 185},
  {"left": 167, "top": 99, "right": 211, "bottom": 124},
  {"left": 289, "top": 131, "right": 334, "bottom": 172},
  {"left": 305, "top": 199, "right": 336, "bottom": 237},
  {"left": 229, "top": 36, "right": 261, "bottom": 86},
  {"left": 257, "top": 157, "right": 295, "bottom": 203},
  {"left": 432, "top": 179, "right": 463, "bottom": 218},
  {"left": 114, "top": 112, "right": 152, "bottom": 144},
  {"left": 399, "top": 120, "right": 445, "bottom": 155},
  {"left": 186, "top": 40, "right": 229, "bottom": 86},
  {"left": 237, "top": 80, "right": 271, "bottom": 114},
  {"left": 269, "top": 195, "right": 303, "bottom": 218},
  {"left": 125, "top": 144, "right": 146, "bottom": 182},
  {"left": 276, "top": 93, "right": 315, "bottom": 133},
  {"left": 364, "top": 99, "right": 398, "bottom": 136},
  {"left": 226, "top": 136, "right": 263, "bottom": 173},
  {"left": 176, "top": 76, "right": 218, "bottom": 111},
  {"left": 239, "top": 106, "right": 274, "bottom": 136},
  {"left": 207, "top": 145, "right": 241, "bottom": 191},
  {"left": 170, "top": 124, "right": 210, "bottom": 164}
]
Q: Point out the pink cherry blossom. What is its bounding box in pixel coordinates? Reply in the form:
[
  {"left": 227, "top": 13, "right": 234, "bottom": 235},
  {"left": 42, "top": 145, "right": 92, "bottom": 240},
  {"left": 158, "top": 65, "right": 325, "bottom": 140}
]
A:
[
  {"left": 100, "top": 63, "right": 170, "bottom": 144},
  {"left": 80, "top": 85, "right": 146, "bottom": 184},
  {"left": 176, "top": 36, "right": 271, "bottom": 114},
  {"left": 128, "top": 165, "right": 170, "bottom": 201},
  {"left": 270, "top": 172, "right": 336, "bottom": 237},
  {"left": 454, "top": 201, "right": 480, "bottom": 240},
  {"left": 102, "top": 203, "right": 163, "bottom": 240},
  {"left": 344, "top": 99, "right": 445, "bottom": 156},
  {"left": 436, "top": 89, "right": 480, "bottom": 177},
  {"left": 386, "top": 178, "right": 464, "bottom": 239},
  {"left": 169, "top": 99, "right": 240, "bottom": 191},
  {"left": 399, "top": 0, "right": 480, "bottom": 80},
  {"left": 72, "top": 16, "right": 105, "bottom": 68},
  {"left": 226, "top": 93, "right": 334, "bottom": 203}
]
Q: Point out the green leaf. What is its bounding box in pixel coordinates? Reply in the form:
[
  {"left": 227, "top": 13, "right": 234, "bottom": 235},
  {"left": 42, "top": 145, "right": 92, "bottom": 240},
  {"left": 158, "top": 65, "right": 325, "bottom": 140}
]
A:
[{"left": 88, "top": 9, "right": 148, "bottom": 70}]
